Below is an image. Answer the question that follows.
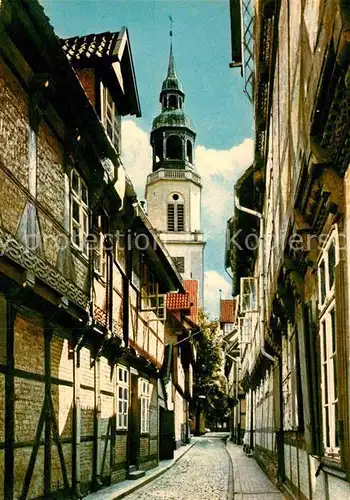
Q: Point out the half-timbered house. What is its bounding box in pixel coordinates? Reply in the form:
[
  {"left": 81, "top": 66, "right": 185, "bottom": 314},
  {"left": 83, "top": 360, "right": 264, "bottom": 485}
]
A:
[
  {"left": 228, "top": 0, "right": 350, "bottom": 498},
  {"left": 0, "top": 1, "right": 184, "bottom": 498}
]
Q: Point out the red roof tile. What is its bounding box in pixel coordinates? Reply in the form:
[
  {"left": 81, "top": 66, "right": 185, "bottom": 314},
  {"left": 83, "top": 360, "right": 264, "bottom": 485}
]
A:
[
  {"left": 220, "top": 299, "right": 236, "bottom": 324},
  {"left": 183, "top": 280, "right": 199, "bottom": 325},
  {"left": 166, "top": 292, "right": 190, "bottom": 311}
]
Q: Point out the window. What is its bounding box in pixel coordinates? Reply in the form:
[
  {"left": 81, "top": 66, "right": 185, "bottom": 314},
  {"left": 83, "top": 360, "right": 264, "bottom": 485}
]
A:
[
  {"left": 140, "top": 379, "right": 150, "bottom": 433},
  {"left": 223, "top": 323, "right": 233, "bottom": 335},
  {"left": 71, "top": 169, "right": 88, "bottom": 256},
  {"left": 117, "top": 366, "right": 129, "bottom": 430},
  {"left": 186, "top": 140, "right": 193, "bottom": 163},
  {"left": 115, "top": 231, "right": 126, "bottom": 271},
  {"left": 240, "top": 277, "right": 258, "bottom": 313},
  {"left": 167, "top": 194, "right": 185, "bottom": 232},
  {"left": 238, "top": 316, "right": 252, "bottom": 344},
  {"left": 141, "top": 265, "right": 166, "bottom": 320},
  {"left": 168, "top": 95, "right": 178, "bottom": 109},
  {"left": 282, "top": 324, "right": 299, "bottom": 430},
  {"left": 166, "top": 135, "right": 182, "bottom": 160},
  {"left": 94, "top": 227, "right": 106, "bottom": 277},
  {"left": 141, "top": 266, "right": 157, "bottom": 307},
  {"left": 132, "top": 249, "right": 141, "bottom": 290},
  {"left": 102, "top": 87, "right": 121, "bottom": 153},
  {"left": 318, "top": 226, "right": 339, "bottom": 458}
]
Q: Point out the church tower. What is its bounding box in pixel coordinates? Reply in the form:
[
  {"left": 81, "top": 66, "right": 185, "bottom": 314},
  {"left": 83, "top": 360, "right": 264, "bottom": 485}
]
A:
[{"left": 145, "top": 38, "right": 205, "bottom": 304}]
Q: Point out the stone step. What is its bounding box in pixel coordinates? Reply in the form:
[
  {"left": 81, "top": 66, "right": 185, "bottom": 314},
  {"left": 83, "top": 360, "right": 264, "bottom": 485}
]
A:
[
  {"left": 129, "top": 465, "right": 138, "bottom": 473},
  {"left": 128, "top": 470, "right": 146, "bottom": 480}
]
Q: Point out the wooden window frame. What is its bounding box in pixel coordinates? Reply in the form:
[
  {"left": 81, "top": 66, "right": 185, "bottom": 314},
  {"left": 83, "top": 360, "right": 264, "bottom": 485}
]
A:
[
  {"left": 140, "top": 378, "right": 150, "bottom": 434},
  {"left": 102, "top": 86, "right": 121, "bottom": 153},
  {"left": 116, "top": 365, "right": 129, "bottom": 430},
  {"left": 282, "top": 324, "right": 299, "bottom": 431},
  {"left": 94, "top": 228, "right": 107, "bottom": 278},
  {"left": 317, "top": 226, "right": 340, "bottom": 459},
  {"left": 240, "top": 277, "right": 258, "bottom": 313},
  {"left": 167, "top": 202, "right": 185, "bottom": 232},
  {"left": 70, "top": 169, "right": 88, "bottom": 256}
]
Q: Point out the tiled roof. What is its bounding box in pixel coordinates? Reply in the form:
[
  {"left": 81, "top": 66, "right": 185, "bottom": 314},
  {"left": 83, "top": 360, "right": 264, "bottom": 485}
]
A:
[
  {"left": 220, "top": 299, "right": 236, "bottom": 324},
  {"left": 183, "top": 280, "right": 199, "bottom": 325},
  {"left": 166, "top": 292, "right": 190, "bottom": 311},
  {"left": 61, "top": 31, "right": 120, "bottom": 63}
]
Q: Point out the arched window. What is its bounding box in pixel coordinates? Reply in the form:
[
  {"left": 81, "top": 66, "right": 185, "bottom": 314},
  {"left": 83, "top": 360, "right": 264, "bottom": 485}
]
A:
[
  {"left": 168, "top": 95, "right": 178, "bottom": 109},
  {"left": 186, "top": 140, "right": 193, "bottom": 163},
  {"left": 167, "top": 193, "right": 185, "bottom": 232},
  {"left": 166, "top": 135, "right": 182, "bottom": 160}
]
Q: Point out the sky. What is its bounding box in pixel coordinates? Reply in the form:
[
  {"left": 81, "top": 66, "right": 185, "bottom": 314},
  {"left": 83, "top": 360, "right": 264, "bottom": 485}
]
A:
[{"left": 42, "top": 0, "right": 254, "bottom": 318}]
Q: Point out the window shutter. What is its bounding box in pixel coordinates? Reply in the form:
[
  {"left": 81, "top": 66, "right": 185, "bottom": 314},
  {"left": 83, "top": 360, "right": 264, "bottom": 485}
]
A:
[
  {"left": 302, "top": 302, "right": 322, "bottom": 454},
  {"left": 177, "top": 204, "right": 184, "bottom": 231},
  {"left": 167, "top": 204, "right": 175, "bottom": 231},
  {"left": 334, "top": 260, "right": 349, "bottom": 467}
]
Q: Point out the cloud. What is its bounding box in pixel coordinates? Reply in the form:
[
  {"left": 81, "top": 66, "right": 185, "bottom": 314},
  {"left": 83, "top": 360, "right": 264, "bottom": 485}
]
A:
[
  {"left": 121, "top": 120, "right": 152, "bottom": 198},
  {"left": 204, "top": 270, "right": 232, "bottom": 319},
  {"left": 121, "top": 120, "right": 254, "bottom": 227},
  {"left": 121, "top": 119, "right": 252, "bottom": 316},
  {"left": 195, "top": 139, "right": 254, "bottom": 238}
]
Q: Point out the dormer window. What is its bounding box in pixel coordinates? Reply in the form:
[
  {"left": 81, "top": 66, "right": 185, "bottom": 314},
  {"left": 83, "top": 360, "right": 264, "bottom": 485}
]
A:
[{"left": 102, "top": 87, "right": 121, "bottom": 153}]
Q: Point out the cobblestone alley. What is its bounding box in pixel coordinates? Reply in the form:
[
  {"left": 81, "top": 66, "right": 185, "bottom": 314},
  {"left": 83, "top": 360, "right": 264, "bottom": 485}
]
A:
[{"left": 124, "top": 436, "right": 230, "bottom": 500}]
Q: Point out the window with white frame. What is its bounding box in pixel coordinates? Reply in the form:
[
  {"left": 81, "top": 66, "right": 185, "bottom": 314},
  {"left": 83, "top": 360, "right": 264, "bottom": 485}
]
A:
[
  {"left": 94, "top": 230, "right": 106, "bottom": 277},
  {"left": 71, "top": 169, "right": 88, "bottom": 256},
  {"left": 102, "top": 87, "right": 121, "bottom": 153},
  {"left": 238, "top": 316, "right": 252, "bottom": 345},
  {"left": 318, "top": 226, "right": 339, "bottom": 458},
  {"left": 132, "top": 249, "right": 141, "bottom": 290},
  {"left": 223, "top": 323, "right": 234, "bottom": 335},
  {"left": 115, "top": 230, "right": 126, "bottom": 271},
  {"left": 116, "top": 366, "right": 129, "bottom": 430},
  {"left": 140, "top": 378, "right": 150, "bottom": 433},
  {"left": 240, "top": 277, "right": 258, "bottom": 313},
  {"left": 282, "top": 324, "right": 299, "bottom": 430},
  {"left": 141, "top": 265, "right": 166, "bottom": 320}
]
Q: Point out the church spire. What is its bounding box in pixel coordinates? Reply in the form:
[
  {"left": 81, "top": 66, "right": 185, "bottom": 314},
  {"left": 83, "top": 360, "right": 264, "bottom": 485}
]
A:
[
  {"left": 167, "top": 16, "right": 177, "bottom": 79},
  {"left": 167, "top": 42, "right": 177, "bottom": 79},
  {"left": 161, "top": 18, "right": 183, "bottom": 95}
]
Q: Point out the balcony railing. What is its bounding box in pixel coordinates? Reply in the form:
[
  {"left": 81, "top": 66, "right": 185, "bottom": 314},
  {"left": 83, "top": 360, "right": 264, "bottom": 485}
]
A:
[{"left": 147, "top": 168, "right": 202, "bottom": 186}]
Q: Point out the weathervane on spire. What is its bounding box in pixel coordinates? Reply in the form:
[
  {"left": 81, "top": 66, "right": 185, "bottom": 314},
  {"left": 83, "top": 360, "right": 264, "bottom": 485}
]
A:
[{"left": 169, "top": 15, "right": 174, "bottom": 37}]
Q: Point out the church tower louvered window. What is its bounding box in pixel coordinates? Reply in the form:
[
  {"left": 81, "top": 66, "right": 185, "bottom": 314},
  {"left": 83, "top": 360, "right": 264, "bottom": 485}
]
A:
[{"left": 167, "top": 193, "right": 184, "bottom": 232}]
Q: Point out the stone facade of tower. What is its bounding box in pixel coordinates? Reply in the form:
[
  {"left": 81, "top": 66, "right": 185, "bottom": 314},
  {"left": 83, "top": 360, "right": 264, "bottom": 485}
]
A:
[{"left": 145, "top": 43, "right": 205, "bottom": 304}]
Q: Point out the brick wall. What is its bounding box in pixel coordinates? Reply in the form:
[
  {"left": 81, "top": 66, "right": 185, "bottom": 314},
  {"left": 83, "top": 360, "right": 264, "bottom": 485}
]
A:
[
  {"left": 37, "top": 122, "right": 65, "bottom": 224},
  {"left": 254, "top": 445, "right": 278, "bottom": 485},
  {"left": 0, "top": 57, "right": 29, "bottom": 184},
  {"left": 0, "top": 305, "right": 131, "bottom": 497},
  {"left": 115, "top": 434, "right": 127, "bottom": 464}
]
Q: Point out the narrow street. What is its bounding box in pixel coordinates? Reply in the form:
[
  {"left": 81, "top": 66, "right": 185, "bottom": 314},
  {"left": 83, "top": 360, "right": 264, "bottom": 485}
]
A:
[
  {"left": 124, "top": 435, "right": 230, "bottom": 500},
  {"left": 122, "top": 434, "right": 285, "bottom": 500}
]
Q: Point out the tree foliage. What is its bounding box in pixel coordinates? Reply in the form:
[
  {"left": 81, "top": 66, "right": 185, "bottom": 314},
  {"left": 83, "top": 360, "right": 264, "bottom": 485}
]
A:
[{"left": 195, "top": 310, "right": 228, "bottom": 424}]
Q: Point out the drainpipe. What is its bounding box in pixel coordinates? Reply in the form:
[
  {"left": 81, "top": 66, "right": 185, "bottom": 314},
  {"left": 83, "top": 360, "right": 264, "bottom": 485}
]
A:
[
  {"left": 234, "top": 193, "right": 275, "bottom": 364},
  {"left": 73, "top": 347, "right": 83, "bottom": 498}
]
